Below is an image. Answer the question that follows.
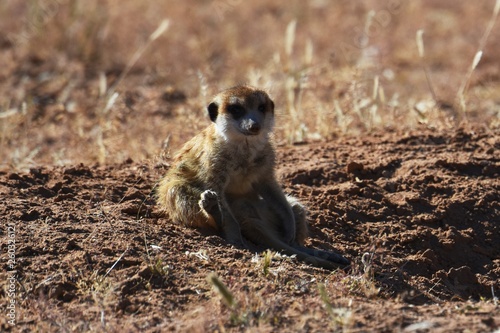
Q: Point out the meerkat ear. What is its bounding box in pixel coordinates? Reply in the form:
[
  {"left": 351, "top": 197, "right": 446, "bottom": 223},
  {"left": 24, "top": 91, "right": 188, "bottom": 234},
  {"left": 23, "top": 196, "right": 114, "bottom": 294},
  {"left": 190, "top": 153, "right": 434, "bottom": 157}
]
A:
[
  {"left": 207, "top": 102, "right": 218, "bottom": 122},
  {"left": 269, "top": 99, "right": 275, "bottom": 113}
]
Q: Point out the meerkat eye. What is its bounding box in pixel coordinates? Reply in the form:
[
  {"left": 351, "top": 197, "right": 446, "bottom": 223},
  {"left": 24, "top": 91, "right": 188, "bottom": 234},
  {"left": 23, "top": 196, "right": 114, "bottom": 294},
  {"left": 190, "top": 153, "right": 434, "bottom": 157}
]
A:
[
  {"left": 226, "top": 104, "right": 246, "bottom": 119},
  {"left": 258, "top": 104, "right": 266, "bottom": 113}
]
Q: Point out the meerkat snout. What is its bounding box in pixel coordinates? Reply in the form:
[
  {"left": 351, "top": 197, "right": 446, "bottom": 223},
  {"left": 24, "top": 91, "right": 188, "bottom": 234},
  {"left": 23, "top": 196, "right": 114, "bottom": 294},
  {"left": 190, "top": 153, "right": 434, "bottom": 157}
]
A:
[
  {"left": 239, "top": 112, "right": 262, "bottom": 135},
  {"left": 245, "top": 119, "right": 261, "bottom": 135}
]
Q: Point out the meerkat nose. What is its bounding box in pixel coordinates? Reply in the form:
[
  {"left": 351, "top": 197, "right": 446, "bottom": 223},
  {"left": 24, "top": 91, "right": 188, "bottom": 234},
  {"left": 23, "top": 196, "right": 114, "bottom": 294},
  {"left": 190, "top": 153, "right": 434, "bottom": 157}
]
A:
[{"left": 248, "top": 121, "right": 261, "bottom": 134}]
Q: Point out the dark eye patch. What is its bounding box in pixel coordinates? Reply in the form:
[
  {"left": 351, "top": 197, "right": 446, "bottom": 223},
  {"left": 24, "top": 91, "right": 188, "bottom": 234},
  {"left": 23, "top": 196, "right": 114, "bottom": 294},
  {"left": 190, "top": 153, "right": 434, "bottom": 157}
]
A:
[
  {"left": 226, "top": 104, "right": 246, "bottom": 119},
  {"left": 258, "top": 104, "right": 266, "bottom": 113}
]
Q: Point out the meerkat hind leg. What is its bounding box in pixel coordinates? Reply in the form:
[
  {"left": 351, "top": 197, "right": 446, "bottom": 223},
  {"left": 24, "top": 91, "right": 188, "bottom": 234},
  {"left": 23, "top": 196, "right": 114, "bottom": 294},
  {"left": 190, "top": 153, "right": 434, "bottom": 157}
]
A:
[
  {"left": 241, "top": 216, "right": 346, "bottom": 270},
  {"left": 286, "top": 196, "right": 350, "bottom": 266},
  {"left": 234, "top": 199, "right": 347, "bottom": 269},
  {"left": 286, "top": 195, "right": 308, "bottom": 245}
]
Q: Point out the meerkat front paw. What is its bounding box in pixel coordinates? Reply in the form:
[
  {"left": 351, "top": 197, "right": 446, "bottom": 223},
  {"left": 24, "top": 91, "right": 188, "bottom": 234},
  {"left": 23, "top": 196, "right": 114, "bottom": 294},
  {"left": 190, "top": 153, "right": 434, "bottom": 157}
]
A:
[
  {"left": 199, "top": 190, "right": 219, "bottom": 215},
  {"left": 199, "top": 190, "right": 224, "bottom": 229}
]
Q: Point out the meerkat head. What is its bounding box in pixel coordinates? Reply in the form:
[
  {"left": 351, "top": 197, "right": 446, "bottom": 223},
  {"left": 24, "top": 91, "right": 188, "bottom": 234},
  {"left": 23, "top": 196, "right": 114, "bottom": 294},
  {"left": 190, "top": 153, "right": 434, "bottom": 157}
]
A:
[{"left": 207, "top": 85, "right": 275, "bottom": 141}]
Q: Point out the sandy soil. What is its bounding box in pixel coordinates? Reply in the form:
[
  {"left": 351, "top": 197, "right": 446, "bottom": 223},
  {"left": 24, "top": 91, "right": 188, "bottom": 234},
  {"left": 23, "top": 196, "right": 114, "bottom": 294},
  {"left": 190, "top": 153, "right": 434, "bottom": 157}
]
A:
[{"left": 1, "top": 126, "right": 498, "bottom": 332}]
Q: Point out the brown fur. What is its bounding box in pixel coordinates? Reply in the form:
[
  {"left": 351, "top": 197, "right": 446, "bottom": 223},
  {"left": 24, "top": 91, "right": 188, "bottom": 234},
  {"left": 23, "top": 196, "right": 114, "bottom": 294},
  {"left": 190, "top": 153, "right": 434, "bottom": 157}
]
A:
[{"left": 157, "top": 85, "right": 349, "bottom": 269}]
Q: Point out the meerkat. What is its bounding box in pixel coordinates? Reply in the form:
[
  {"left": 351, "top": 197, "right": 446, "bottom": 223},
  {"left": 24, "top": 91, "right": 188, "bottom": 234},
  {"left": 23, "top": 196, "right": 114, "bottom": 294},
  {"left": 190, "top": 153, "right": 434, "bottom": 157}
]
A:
[{"left": 157, "top": 85, "right": 349, "bottom": 269}]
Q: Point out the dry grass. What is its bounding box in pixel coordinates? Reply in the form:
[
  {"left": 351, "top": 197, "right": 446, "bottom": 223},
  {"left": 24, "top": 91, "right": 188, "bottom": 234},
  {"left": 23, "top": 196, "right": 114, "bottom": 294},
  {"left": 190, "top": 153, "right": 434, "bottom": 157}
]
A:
[{"left": 0, "top": 0, "right": 499, "bottom": 170}]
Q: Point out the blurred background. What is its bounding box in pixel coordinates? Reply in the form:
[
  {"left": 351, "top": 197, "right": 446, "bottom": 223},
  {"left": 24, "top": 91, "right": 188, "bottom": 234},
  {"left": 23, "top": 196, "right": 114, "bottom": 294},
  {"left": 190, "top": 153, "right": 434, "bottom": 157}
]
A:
[{"left": 1, "top": 0, "right": 499, "bottom": 169}]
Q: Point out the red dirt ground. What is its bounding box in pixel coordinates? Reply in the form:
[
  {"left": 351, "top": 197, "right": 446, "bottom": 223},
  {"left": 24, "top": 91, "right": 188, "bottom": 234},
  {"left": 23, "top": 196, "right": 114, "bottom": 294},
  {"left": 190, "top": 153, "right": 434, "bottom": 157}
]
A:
[
  {"left": 1, "top": 1, "right": 500, "bottom": 332},
  {"left": 1, "top": 126, "right": 499, "bottom": 332}
]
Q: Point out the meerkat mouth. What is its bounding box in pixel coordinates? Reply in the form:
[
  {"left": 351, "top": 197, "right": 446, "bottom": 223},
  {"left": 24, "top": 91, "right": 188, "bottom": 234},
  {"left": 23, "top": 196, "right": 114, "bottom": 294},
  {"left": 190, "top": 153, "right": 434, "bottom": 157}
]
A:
[
  {"left": 240, "top": 129, "right": 260, "bottom": 136},
  {"left": 239, "top": 123, "right": 262, "bottom": 136}
]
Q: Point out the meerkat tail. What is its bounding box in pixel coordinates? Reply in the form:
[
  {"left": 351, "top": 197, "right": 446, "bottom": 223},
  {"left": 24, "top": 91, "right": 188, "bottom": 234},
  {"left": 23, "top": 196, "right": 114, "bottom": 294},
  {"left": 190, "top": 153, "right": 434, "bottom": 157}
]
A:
[
  {"left": 295, "top": 246, "right": 350, "bottom": 266},
  {"left": 264, "top": 232, "right": 347, "bottom": 270}
]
